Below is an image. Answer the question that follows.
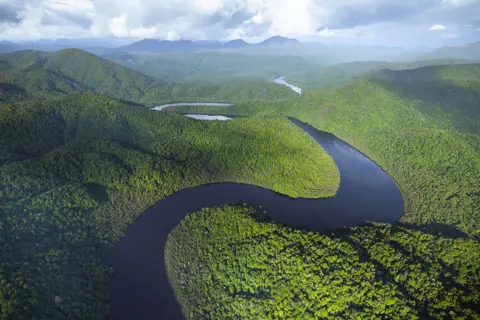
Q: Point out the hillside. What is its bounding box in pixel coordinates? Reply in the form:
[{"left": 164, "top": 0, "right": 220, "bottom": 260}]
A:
[
  {"left": 170, "top": 63, "right": 480, "bottom": 235},
  {"left": 0, "top": 49, "right": 298, "bottom": 104},
  {"left": 106, "top": 51, "right": 318, "bottom": 82},
  {"left": 371, "top": 64, "right": 480, "bottom": 133},
  {"left": 165, "top": 63, "right": 480, "bottom": 318},
  {"left": 0, "top": 49, "right": 164, "bottom": 102},
  {"left": 167, "top": 204, "right": 480, "bottom": 319},
  {"left": 286, "top": 58, "right": 479, "bottom": 90},
  {"left": 420, "top": 41, "right": 480, "bottom": 60},
  {"left": 0, "top": 93, "right": 339, "bottom": 318}
]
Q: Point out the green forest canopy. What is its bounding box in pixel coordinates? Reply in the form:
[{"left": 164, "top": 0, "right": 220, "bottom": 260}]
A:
[
  {"left": 165, "top": 63, "right": 480, "bottom": 319},
  {"left": 105, "top": 51, "right": 318, "bottom": 83},
  {"left": 1, "top": 49, "right": 479, "bottom": 319},
  {"left": 169, "top": 63, "right": 480, "bottom": 236},
  {"left": 0, "top": 49, "right": 297, "bottom": 105},
  {"left": 167, "top": 204, "right": 480, "bottom": 319},
  {"left": 0, "top": 92, "right": 339, "bottom": 319}
]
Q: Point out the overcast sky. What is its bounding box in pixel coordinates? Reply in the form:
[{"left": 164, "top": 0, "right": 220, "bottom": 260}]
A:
[{"left": 0, "top": 0, "right": 479, "bottom": 47}]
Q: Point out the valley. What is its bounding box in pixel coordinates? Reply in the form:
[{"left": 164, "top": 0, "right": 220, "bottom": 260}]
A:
[{"left": 0, "top": 32, "right": 479, "bottom": 320}]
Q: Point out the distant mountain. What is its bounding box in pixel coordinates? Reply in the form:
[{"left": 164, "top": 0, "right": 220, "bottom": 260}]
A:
[
  {"left": 117, "top": 39, "right": 207, "bottom": 53},
  {"left": 0, "top": 41, "right": 26, "bottom": 53},
  {"left": 258, "top": 36, "right": 299, "bottom": 46},
  {"left": 420, "top": 41, "right": 480, "bottom": 60},
  {"left": 116, "top": 37, "right": 301, "bottom": 53},
  {"left": 224, "top": 39, "right": 250, "bottom": 49}
]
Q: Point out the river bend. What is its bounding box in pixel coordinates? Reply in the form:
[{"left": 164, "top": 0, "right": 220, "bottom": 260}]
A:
[{"left": 108, "top": 115, "right": 404, "bottom": 320}]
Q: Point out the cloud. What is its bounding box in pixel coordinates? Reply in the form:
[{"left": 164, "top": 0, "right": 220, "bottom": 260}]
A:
[
  {"left": 430, "top": 24, "right": 446, "bottom": 30},
  {"left": 0, "top": 0, "right": 479, "bottom": 46},
  {"left": 0, "top": 1, "right": 23, "bottom": 23}
]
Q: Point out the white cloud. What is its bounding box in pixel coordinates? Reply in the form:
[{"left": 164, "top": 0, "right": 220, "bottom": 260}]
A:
[
  {"left": 130, "top": 26, "right": 157, "bottom": 38},
  {"left": 108, "top": 14, "right": 129, "bottom": 37},
  {"left": 0, "top": 0, "right": 478, "bottom": 46},
  {"left": 429, "top": 24, "right": 446, "bottom": 30},
  {"left": 166, "top": 31, "right": 180, "bottom": 40}
]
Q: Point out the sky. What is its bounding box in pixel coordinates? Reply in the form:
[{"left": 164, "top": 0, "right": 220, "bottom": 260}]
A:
[{"left": 0, "top": 0, "right": 479, "bottom": 47}]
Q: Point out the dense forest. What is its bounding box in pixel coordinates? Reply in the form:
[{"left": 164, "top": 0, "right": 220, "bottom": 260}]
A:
[
  {"left": 167, "top": 204, "right": 480, "bottom": 319},
  {"left": 1, "top": 47, "right": 479, "bottom": 319},
  {"left": 0, "top": 93, "right": 339, "bottom": 319},
  {"left": 165, "top": 64, "right": 480, "bottom": 317},
  {"left": 169, "top": 63, "right": 480, "bottom": 235},
  {"left": 284, "top": 58, "right": 479, "bottom": 90},
  {"left": 0, "top": 49, "right": 297, "bottom": 104},
  {"left": 106, "top": 51, "right": 317, "bottom": 83}
]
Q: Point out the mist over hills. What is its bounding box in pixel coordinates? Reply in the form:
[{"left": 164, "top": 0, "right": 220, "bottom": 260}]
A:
[
  {"left": 286, "top": 58, "right": 480, "bottom": 90},
  {"left": 420, "top": 41, "right": 480, "bottom": 60},
  {"left": 2, "top": 35, "right": 479, "bottom": 66},
  {"left": 105, "top": 51, "right": 318, "bottom": 83},
  {"left": 0, "top": 48, "right": 297, "bottom": 104},
  {"left": 115, "top": 36, "right": 301, "bottom": 53}
]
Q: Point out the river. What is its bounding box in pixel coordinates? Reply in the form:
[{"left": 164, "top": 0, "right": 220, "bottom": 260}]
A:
[
  {"left": 108, "top": 114, "right": 404, "bottom": 320},
  {"left": 273, "top": 76, "right": 302, "bottom": 95}
]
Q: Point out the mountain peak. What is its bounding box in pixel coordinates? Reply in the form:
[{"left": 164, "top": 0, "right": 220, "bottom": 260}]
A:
[
  {"left": 224, "top": 39, "right": 249, "bottom": 48},
  {"left": 259, "top": 36, "right": 299, "bottom": 46}
]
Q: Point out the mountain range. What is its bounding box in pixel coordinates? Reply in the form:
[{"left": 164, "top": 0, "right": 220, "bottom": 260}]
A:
[
  {"left": 116, "top": 36, "right": 301, "bottom": 53},
  {"left": 420, "top": 41, "right": 480, "bottom": 60}
]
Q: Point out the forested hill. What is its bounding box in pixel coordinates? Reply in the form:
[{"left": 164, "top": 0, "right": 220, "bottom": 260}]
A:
[
  {"left": 285, "top": 59, "right": 479, "bottom": 90},
  {"left": 369, "top": 63, "right": 480, "bottom": 134},
  {"left": 0, "top": 92, "right": 339, "bottom": 318},
  {"left": 106, "top": 51, "right": 316, "bottom": 83},
  {"left": 168, "top": 63, "right": 480, "bottom": 236},
  {"left": 164, "top": 63, "right": 480, "bottom": 318},
  {"left": 0, "top": 49, "right": 297, "bottom": 105},
  {"left": 0, "top": 49, "right": 162, "bottom": 102}
]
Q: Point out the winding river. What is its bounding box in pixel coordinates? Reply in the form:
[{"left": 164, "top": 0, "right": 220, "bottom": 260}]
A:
[
  {"left": 274, "top": 76, "right": 302, "bottom": 95},
  {"left": 109, "top": 106, "right": 404, "bottom": 319}
]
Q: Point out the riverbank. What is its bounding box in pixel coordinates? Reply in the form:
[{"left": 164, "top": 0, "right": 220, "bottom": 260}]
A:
[{"left": 108, "top": 117, "right": 403, "bottom": 320}]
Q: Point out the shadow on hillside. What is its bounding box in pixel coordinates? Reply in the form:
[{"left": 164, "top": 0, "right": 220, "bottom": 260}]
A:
[
  {"left": 372, "top": 67, "right": 480, "bottom": 134},
  {"left": 394, "top": 221, "right": 477, "bottom": 240},
  {"left": 0, "top": 82, "right": 26, "bottom": 99},
  {"left": 85, "top": 182, "right": 109, "bottom": 202}
]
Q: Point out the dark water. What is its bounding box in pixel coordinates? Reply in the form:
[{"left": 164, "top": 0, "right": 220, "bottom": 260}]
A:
[{"left": 108, "top": 118, "right": 404, "bottom": 320}]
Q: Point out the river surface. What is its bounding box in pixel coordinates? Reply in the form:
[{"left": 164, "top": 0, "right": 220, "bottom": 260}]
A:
[
  {"left": 274, "top": 76, "right": 302, "bottom": 95},
  {"left": 108, "top": 116, "right": 404, "bottom": 320},
  {"left": 184, "top": 114, "right": 232, "bottom": 120},
  {"left": 151, "top": 102, "right": 232, "bottom": 111}
]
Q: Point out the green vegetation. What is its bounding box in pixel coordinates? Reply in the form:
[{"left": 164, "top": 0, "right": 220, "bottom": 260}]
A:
[
  {"left": 1, "top": 48, "right": 479, "bottom": 319},
  {"left": 0, "top": 93, "right": 338, "bottom": 318},
  {"left": 166, "top": 64, "right": 480, "bottom": 318},
  {"left": 169, "top": 64, "right": 480, "bottom": 236},
  {"left": 166, "top": 204, "right": 480, "bottom": 319},
  {"left": 0, "top": 49, "right": 297, "bottom": 104},
  {"left": 106, "top": 51, "right": 317, "bottom": 83},
  {"left": 284, "top": 58, "right": 479, "bottom": 90}
]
